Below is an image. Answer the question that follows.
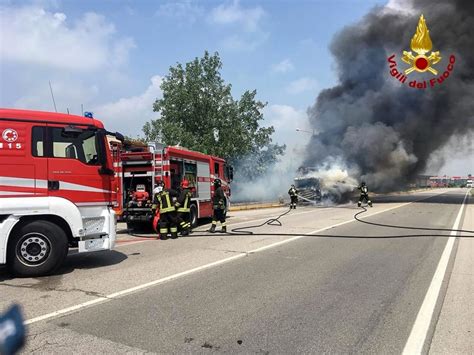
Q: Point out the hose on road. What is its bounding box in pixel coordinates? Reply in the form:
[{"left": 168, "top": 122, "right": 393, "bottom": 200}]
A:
[{"left": 127, "top": 202, "right": 474, "bottom": 239}]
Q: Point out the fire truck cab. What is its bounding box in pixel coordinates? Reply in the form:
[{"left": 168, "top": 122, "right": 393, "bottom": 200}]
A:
[{"left": 0, "top": 108, "right": 123, "bottom": 276}]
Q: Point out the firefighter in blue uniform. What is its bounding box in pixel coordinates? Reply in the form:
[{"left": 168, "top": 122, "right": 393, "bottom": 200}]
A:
[
  {"left": 357, "top": 181, "right": 373, "bottom": 207},
  {"left": 209, "top": 179, "right": 227, "bottom": 233}
]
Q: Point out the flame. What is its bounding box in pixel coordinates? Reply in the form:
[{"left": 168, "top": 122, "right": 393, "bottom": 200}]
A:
[{"left": 410, "top": 15, "right": 433, "bottom": 55}]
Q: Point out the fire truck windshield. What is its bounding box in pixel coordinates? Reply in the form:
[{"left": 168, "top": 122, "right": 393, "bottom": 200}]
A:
[{"left": 51, "top": 127, "right": 102, "bottom": 165}]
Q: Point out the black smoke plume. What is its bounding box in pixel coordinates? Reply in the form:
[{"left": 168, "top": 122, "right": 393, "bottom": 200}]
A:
[{"left": 304, "top": 0, "right": 474, "bottom": 191}]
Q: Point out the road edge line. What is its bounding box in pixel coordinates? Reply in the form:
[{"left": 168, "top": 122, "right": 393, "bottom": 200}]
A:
[{"left": 402, "top": 190, "right": 469, "bottom": 355}]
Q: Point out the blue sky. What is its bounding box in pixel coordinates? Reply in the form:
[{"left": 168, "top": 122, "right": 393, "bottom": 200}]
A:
[
  {"left": 1, "top": 0, "right": 385, "bottom": 131},
  {"left": 0, "top": 0, "right": 469, "bottom": 174}
]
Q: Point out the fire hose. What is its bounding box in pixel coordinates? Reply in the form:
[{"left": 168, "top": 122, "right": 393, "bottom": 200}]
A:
[{"left": 128, "top": 202, "right": 474, "bottom": 239}]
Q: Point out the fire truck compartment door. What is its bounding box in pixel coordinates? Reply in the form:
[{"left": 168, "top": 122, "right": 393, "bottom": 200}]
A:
[
  {"left": 197, "top": 161, "right": 211, "bottom": 200},
  {"left": 46, "top": 125, "right": 113, "bottom": 205},
  {"left": 0, "top": 121, "right": 47, "bottom": 197}
]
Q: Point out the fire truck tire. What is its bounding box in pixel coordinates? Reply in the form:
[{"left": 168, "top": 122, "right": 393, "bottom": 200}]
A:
[
  {"left": 126, "top": 221, "right": 136, "bottom": 232},
  {"left": 7, "top": 220, "right": 68, "bottom": 277},
  {"left": 190, "top": 204, "right": 198, "bottom": 228}
]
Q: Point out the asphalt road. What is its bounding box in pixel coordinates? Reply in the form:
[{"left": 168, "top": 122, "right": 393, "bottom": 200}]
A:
[{"left": 1, "top": 188, "right": 471, "bottom": 354}]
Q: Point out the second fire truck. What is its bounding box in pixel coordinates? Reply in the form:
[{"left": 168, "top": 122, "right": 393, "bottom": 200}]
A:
[{"left": 116, "top": 142, "right": 233, "bottom": 231}]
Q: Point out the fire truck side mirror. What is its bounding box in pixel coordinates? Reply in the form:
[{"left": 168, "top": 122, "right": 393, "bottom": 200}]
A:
[
  {"left": 99, "top": 166, "right": 115, "bottom": 176},
  {"left": 115, "top": 132, "right": 125, "bottom": 142}
]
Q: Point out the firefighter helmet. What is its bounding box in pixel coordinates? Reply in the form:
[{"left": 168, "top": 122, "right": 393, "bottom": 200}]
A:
[
  {"left": 361, "top": 181, "right": 366, "bottom": 186},
  {"left": 181, "top": 179, "right": 189, "bottom": 188},
  {"left": 214, "top": 178, "right": 222, "bottom": 187},
  {"left": 157, "top": 180, "right": 165, "bottom": 187}
]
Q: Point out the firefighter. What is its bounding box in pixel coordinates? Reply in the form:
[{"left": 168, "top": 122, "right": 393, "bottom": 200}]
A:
[
  {"left": 288, "top": 184, "right": 299, "bottom": 209},
  {"left": 357, "top": 181, "right": 373, "bottom": 207},
  {"left": 209, "top": 178, "right": 227, "bottom": 233},
  {"left": 153, "top": 180, "right": 164, "bottom": 200},
  {"left": 157, "top": 183, "right": 179, "bottom": 239},
  {"left": 176, "top": 179, "right": 192, "bottom": 236},
  {"left": 151, "top": 181, "right": 165, "bottom": 234}
]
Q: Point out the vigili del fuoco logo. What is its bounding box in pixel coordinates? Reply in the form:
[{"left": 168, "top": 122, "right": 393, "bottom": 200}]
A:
[{"left": 387, "top": 14, "right": 455, "bottom": 89}]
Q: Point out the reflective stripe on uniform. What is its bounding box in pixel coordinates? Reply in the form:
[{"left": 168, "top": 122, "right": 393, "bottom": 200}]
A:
[
  {"left": 159, "top": 228, "right": 168, "bottom": 233},
  {"left": 170, "top": 227, "right": 178, "bottom": 232},
  {"left": 159, "top": 192, "right": 175, "bottom": 213},
  {"left": 177, "top": 192, "right": 191, "bottom": 212}
]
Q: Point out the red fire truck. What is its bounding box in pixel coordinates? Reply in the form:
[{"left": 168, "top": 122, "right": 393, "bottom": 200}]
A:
[
  {"left": 117, "top": 142, "right": 233, "bottom": 231},
  {"left": 0, "top": 108, "right": 123, "bottom": 276}
]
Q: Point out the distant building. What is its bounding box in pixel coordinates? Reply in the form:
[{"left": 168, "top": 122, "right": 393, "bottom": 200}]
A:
[{"left": 428, "top": 175, "right": 471, "bottom": 187}]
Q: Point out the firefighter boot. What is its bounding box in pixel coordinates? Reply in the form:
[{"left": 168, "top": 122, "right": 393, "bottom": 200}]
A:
[
  {"left": 179, "top": 221, "right": 187, "bottom": 236},
  {"left": 357, "top": 201, "right": 362, "bottom": 207},
  {"left": 170, "top": 227, "right": 178, "bottom": 239},
  {"left": 209, "top": 223, "right": 216, "bottom": 233},
  {"left": 221, "top": 225, "right": 227, "bottom": 233},
  {"left": 368, "top": 200, "right": 373, "bottom": 207},
  {"left": 181, "top": 228, "right": 189, "bottom": 236}
]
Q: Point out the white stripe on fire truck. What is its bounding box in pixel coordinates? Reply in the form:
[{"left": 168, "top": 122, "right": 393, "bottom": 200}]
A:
[
  {"left": 123, "top": 172, "right": 153, "bottom": 177},
  {"left": 0, "top": 176, "right": 35, "bottom": 188},
  {"left": 0, "top": 176, "right": 113, "bottom": 194},
  {"left": 0, "top": 191, "right": 35, "bottom": 196},
  {"left": 59, "top": 181, "right": 113, "bottom": 194}
]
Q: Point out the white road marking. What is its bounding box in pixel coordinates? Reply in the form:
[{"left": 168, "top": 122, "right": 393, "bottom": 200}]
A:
[
  {"left": 25, "top": 190, "right": 449, "bottom": 325},
  {"left": 114, "top": 207, "right": 334, "bottom": 246},
  {"left": 402, "top": 190, "right": 469, "bottom": 355}
]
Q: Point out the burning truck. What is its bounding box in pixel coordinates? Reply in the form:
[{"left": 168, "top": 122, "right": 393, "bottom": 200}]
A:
[{"left": 294, "top": 166, "right": 358, "bottom": 204}]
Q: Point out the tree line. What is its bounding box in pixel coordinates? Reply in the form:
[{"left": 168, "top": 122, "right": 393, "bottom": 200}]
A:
[{"left": 142, "top": 51, "right": 285, "bottom": 180}]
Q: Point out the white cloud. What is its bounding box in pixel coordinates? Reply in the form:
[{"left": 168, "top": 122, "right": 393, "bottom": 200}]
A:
[
  {"left": 272, "top": 59, "right": 294, "bottom": 73},
  {"left": 0, "top": 5, "right": 135, "bottom": 71},
  {"left": 208, "top": 1, "right": 268, "bottom": 52},
  {"left": 286, "top": 77, "right": 318, "bottom": 95},
  {"left": 93, "top": 76, "right": 163, "bottom": 137},
  {"left": 221, "top": 32, "right": 269, "bottom": 51},
  {"left": 209, "top": 0, "right": 265, "bottom": 32},
  {"left": 156, "top": 0, "right": 204, "bottom": 25},
  {"left": 264, "top": 104, "right": 310, "bottom": 147},
  {"left": 14, "top": 80, "right": 100, "bottom": 113}
]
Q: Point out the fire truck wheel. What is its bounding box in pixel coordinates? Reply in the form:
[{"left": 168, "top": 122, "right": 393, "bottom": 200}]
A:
[
  {"left": 126, "top": 222, "right": 136, "bottom": 232},
  {"left": 190, "top": 204, "right": 198, "bottom": 228},
  {"left": 7, "top": 220, "right": 68, "bottom": 277}
]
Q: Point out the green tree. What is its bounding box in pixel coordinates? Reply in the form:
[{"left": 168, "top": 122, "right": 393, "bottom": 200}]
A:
[{"left": 143, "top": 51, "right": 285, "bottom": 177}]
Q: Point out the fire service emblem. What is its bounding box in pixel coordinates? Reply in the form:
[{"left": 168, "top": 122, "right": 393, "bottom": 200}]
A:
[
  {"left": 402, "top": 15, "right": 441, "bottom": 75},
  {"left": 2, "top": 129, "right": 18, "bottom": 142},
  {"left": 387, "top": 14, "right": 455, "bottom": 89}
]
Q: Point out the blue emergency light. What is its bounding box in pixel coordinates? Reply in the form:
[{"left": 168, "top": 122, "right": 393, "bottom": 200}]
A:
[{"left": 84, "top": 112, "right": 94, "bottom": 118}]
